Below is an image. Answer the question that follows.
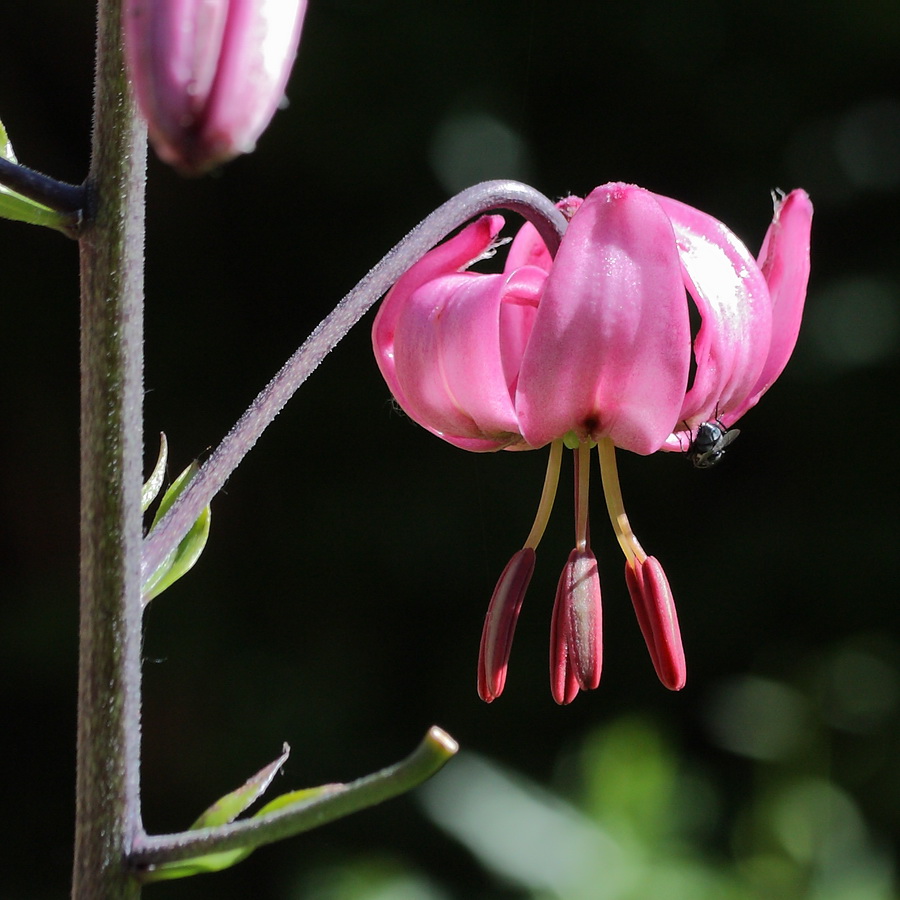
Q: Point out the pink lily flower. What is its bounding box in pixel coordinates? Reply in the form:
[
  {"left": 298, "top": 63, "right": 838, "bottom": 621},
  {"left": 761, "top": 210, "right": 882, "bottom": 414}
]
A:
[
  {"left": 123, "top": 0, "right": 307, "bottom": 175},
  {"left": 373, "top": 183, "right": 812, "bottom": 703}
]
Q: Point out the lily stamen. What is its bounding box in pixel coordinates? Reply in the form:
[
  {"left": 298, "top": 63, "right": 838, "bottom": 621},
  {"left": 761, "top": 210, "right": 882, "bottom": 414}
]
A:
[
  {"left": 478, "top": 439, "right": 563, "bottom": 702},
  {"left": 573, "top": 440, "right": 592, "bottom": 552},
  {"left": 548, "top": 439, "right": 604, "bottom": 704},
  {"left": 523, "top": 440, "right": 564, "bottom": 551},
  {"left": 597, "top": 437, "right": 646, "bottom": 565}
]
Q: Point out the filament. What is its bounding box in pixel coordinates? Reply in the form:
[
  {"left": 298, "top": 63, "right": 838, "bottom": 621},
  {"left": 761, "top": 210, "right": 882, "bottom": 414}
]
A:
[
  {"left": 597, "top": 437, "right": 647, "bottom": 564},
  {"left": 523, "top": 439, "right": 563, "bottom": 550},
  {"left": 574, "top": 440, "right": 591, "bottom": 551}
]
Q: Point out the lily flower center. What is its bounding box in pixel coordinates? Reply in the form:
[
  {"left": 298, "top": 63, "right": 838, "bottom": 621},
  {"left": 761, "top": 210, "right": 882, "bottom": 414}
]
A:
[{"left": 477, "top": 433, "right": 687, "bottom": 703}]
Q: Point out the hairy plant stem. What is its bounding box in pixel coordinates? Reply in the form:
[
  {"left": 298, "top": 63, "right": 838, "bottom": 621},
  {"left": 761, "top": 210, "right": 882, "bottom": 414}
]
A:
[
  {"left": 141, "top": 180, "right": 568, "bottom": 584},
  {"left": 72, "top": 0, "right": 147, "bottom": 896}
]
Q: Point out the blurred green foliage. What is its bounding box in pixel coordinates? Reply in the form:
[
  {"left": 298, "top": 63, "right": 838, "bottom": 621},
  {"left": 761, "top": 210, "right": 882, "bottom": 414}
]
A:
[{"left": 305, "top": 694, "right": 898, "bottom": 899}]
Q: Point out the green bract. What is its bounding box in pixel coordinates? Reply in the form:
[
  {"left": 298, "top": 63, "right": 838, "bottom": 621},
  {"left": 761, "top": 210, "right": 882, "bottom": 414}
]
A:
[
  {"left": 141, "top": 434, "right": 169, "bottom": 512},
  {"left": 190, "top": 745, "right": 292, "bottom": 831},
  {"left": 142, "top": 457, "right": 211, "bottom": 602}
]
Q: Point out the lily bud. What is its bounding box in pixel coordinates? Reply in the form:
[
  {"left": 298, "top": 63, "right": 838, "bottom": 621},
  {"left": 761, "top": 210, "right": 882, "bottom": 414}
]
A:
[{"left": 123, "top": 0, "right": 307, "bottom": 175}]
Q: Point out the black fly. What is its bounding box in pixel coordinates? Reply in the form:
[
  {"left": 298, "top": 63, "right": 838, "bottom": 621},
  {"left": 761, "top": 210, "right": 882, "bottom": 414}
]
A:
[{"left": 686, "top": 420, "right": 740, "bottom": 469}]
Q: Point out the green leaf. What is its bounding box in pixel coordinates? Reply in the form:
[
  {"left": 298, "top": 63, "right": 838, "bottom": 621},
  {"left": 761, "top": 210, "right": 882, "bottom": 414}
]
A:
[
  {"left": 143, "top": 786, "right": 343, "bottom": 881},
  {"left": 142, "top": 460, "right": 211, "bottom": 602},
  {"left": 141, "top": 433, "right": 169, "bottom": 513},
  {"left": 254, "top": 784, "right": 342, "bottom": 817},
  {"left": 139, "top": 847, "right": 256, "bottom": 881},
  {"left": 191, "top": 745, "right": 291, "bottom": 830},
  {"left": 1, "top": 120, "right": 15, "bottom": 161},
  {"left": 0, "top": 118, "right": 72, "bottom": 232},
  {"left": 136, "top": 726, "right": 459, "bottom": 883},
  {"left": 142, "top": 753, "right": 341, "bottom": 882}
]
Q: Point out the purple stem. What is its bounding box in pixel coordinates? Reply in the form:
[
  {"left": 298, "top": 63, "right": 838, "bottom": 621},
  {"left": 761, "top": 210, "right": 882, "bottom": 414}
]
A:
[
  {"left": 130, "top": 726, "right": 458, "bottom": 873},
  {"left": 0, "top": 155, "right": 85, "bottom": 213},
  {"left": 141, "top": 179, "right": 567, "bottom": 585},
  {"left": 72, "top": 0, "right": 146, "bottom": 895}
]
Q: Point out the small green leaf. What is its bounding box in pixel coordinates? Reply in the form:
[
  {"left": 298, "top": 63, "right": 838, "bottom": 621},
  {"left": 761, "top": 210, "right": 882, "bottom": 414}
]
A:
[
  {"left": 142, "top": 460, "right": 211, "bottom": 602},
  {"left": 254, "top": 784, "right": 342, "bottom": 817},
  {"left": 142, "top": 784, "right": 344, "bottom": 881},
  {"left": 142, "top": 506, "right": 210, "bottom": 601},
  {"left": 148, "top": 460, "right": 197, "bottom": 528},
  {"left": 142, "top": 757, "right": 340, "bottom": 882},
  {"left": 139, "top": 847, "right": 256, "bottom": 881},
  {"left": 1, "top": 120, "right": 15, "bottom": 161},
  {"left": 0, "top": 118, "right": 73, "bottom": 232},
  {"left": 136, "top": 726, "right": 459, "bottom": 884},
  {"left": 191, "top": 745, "right": 291, "bottom": 830},
  {"left": 141, "top": 433, "right": 169, "bottom": 513}
]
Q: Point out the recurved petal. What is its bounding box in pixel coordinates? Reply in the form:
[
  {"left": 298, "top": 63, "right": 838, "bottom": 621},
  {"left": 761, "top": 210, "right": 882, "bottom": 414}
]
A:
[
  {"left": 727, "top": 189, "right": 813, "bottom": 424},
  {"left": 653, "top": 194, "right": 773, "bottom": 429},
  {"left": 517, "top": 184, "right": 691, "bottom": 454},
  {"left": 387, "top": 273, "right": 514, "bottom": 447},
  {"left": 374, "top": 216, "right": 507, "bottom": 444},
  {"left": 374, "top": 216, "right": 504, "bottom": 355},
  {"left": 440, "top": 265, "right": 546, "bottom": 444},
  {"left": 379, "top": 261, "right": 546, "bottom": 451},
  {"left": 504, "top": 219, "right": 553, "bottom": 273}
]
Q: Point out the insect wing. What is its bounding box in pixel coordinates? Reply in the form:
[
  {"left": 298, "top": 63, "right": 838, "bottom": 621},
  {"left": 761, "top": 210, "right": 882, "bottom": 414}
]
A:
[{"left": 688, "top": 425, "right": 740, "bottom": 468}]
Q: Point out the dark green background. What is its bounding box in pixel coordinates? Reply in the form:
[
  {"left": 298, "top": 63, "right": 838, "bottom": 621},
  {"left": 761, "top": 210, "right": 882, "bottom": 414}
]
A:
[{"left": 2, "top": 1, "right": 899, "bottom": 897}]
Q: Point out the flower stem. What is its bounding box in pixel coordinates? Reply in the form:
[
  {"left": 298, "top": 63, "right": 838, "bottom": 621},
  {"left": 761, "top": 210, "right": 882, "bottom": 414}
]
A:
[
  {"left": 141, "top": 180, "right": 568, "bottom": 586},
  {"left": 130, "top": 727, "right": 458, "bottom": 873},
  {"left": 72, "top": 0, "right": 147, "bottom": 896},
  {"left": 0, "top": 155, "right": 85, "bottom": 216}
]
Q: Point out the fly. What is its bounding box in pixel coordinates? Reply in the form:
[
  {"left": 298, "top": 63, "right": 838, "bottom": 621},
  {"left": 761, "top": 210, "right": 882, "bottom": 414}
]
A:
[{"left": 687, "top": 420, "right": 740, "bottom": 469}]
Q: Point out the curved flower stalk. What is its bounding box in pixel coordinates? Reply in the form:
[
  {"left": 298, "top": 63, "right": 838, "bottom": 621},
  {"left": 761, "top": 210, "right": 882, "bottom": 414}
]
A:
[
  {"left": 140, "top": 181, "right": 566, "bottom": 586},
  {"left": 123, "top": 0, "right": 308, "bottom": 174},
  {"left": 373, "top": 183, "right": 812, "bottom": 704}
]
